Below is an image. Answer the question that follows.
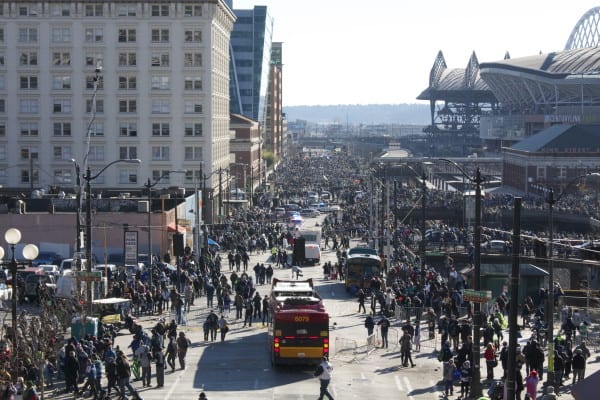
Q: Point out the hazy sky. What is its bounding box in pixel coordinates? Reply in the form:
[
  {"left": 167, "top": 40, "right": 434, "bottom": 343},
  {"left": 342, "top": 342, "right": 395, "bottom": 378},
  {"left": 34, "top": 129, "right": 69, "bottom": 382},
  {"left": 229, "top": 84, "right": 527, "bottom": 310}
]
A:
[{"left": 232, "top": 0, "right": 600, "bottom": 106}]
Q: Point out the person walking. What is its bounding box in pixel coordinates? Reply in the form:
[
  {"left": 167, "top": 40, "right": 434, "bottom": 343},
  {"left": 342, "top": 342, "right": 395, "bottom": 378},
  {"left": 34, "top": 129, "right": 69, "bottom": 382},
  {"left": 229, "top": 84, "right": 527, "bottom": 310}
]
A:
[
  {"left": 357, "top": 289, "right": 366, "bottom": 313},
  {"left": 116, "top": 353, "right": 142, "bottom": 400},
  {"left": 154, "top": 348, "right": 165, "bottom": 388},
  {"left": 399, "top": 331, "right": 415, "bottom": 367},
  {"left": 176, "top": 331, "right": 191, "bottom": 370},
  {"left": 314, "top": 356, "right": 334, "bottom": 400},
  {"left": 377, "top": 315, "right": 390, "bottom": 348},
  {"left": 135, "top": 344, "right": 152, "bottom": 387},
  {"left": 525, "top": 370, "right": 539, "bottom": 400},
  {"left": 218, "top": 315, "right": 229, "bottom": 342},
  {"left": 443, "top": 359, "right": 457, "bottom": 397},
  {"left": 459, "top": 360, "right": 472, "bottom": 399},
  {"left": 165, "top": 337, "right": 178, "bottom": 372},
  {"left": 364, "top": 313, "right": 375, "bottom": 336}
]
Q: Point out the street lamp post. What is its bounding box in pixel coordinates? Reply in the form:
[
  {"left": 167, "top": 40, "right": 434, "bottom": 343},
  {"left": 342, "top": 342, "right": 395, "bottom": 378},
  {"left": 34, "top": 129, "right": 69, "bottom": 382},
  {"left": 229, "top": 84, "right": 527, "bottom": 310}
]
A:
[
  {"left": 144, "top": 170, "right": 185, "bottom": 290},
  {"left": 84, "top": 159, "right": 140, "bottom": 313},
  {"left": 71, "top": 160, "right": 83, "bottom": 252},
  {"left": 0, "top": 228, "right": 38, "bottom": 381},
  {"left": 545, "top": 171, "right": 599, "bottom": 388},
  {"left": 440, "top": 158, "right": 484, "bottom": 397}
]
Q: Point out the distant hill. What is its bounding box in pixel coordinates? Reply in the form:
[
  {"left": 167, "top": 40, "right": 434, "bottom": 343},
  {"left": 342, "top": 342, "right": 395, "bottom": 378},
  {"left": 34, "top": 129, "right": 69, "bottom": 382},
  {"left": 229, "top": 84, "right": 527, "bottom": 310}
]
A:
[{"left": 283, "top": 104, "right": 430, "bottom": 125}]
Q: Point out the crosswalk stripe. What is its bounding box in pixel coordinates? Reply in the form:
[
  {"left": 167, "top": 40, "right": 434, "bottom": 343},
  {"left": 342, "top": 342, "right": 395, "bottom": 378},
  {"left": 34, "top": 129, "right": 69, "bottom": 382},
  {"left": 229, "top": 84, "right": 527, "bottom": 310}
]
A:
[{"left": 395, "top": 375, "right": 404, "bottom": 391}]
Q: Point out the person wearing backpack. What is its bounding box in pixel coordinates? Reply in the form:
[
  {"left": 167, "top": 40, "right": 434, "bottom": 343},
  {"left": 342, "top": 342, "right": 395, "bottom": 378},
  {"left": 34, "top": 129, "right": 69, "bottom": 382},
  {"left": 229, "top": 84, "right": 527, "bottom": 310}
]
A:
[
  {"left": 364, "top": 314, "right": 375, "bottom": 336},
  {"left": 165, "top": 337, "right": 178, "bottom": 372},
  {"left": 314, "top": 356, "right": 334, "bottom": 400},
  {"left": 377, "top": 315, "right": 390, "bottom": 348}
]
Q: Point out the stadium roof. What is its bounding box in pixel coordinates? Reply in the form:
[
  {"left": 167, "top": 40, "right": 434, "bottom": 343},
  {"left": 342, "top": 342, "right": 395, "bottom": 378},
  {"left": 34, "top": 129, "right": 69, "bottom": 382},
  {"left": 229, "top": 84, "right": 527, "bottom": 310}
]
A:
[{"left": 479, "top": 47, "right": 600, "bottom": 110}]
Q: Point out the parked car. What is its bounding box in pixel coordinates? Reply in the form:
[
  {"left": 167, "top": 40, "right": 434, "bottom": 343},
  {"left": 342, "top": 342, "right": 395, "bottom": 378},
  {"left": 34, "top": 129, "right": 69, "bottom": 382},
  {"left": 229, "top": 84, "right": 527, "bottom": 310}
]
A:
[
  {"left": 0, "top": 282, "right": 12, "bottom": 302},
  {"left": 300, "top": 208, "right": 320, "bottom": 218},
  {"left": 33, "top": 251, "right": 62, "bottom": 267},
  {"left": 24, "top": 273, "right": 56, "bottom": 301},
  {"left": 38, "top": 264, "right": 60, "bottom": 277}
]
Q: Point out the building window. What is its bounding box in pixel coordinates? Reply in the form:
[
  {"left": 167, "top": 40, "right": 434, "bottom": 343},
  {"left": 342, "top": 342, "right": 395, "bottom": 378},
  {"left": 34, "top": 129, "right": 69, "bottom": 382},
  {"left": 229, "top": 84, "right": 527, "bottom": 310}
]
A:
[
  {"left": 118, "top": 52, "right": 136, "bottom": 66},
  {"left": 21, "top": 170, "right": 39, "bottom": 184},
  {"left": 51, "top": 4, "right": 71, "bottom": 17},
  {"left": 119, "top": 100, "right": 137, "bottom": 113},
  {"left": 119, "top": 169, "right": 138, "bottom": 184},
  {"left": 85, "top": 52, "right": 103, "bottom": 68},
  {"left": 151, "top": 4, "right": 169, "bottom": 17},
  {"left": 19, "top": 5, "right": 39, "bottom": 17},
  {"left": 88, "top": 145, "right": 104, "bottom": 161},
  {"left": 51, "top": 27, "right": 71, "bottom": 43},
  {"left": 184, "top": 77, "right": 202, "bottom": 90},
  {"left": 151, "top": 29, "right": 169, "bottom": 43},
  {"left": 53, "top": 51, "right": 71, "bottom": 66},
  {"left": 151, "top": 52, "right": 169, "bottom": 67},
  {"left": 119, "top": 122, "right": 137, "bottom": 137},
  {"left": 53, "top": 145, "right": 72, "bottom": 160},
  {"left": 0, "top": 121, "right": 5, "bottom": 136},
  {"left": 19, "top": 99, "right": 38, "bottom": 113},
  {"left": 152, "top": 122, "right": 170, "bottom": 136},
  {"left": 53, "top": 99, "right": 72, "bottom": 113},
  {"left": 184, "top": 170, "right": 202, "bottom": 184},
  {"left": 537, "top": 167, "right": 546, "bottom": 180},
  {"left": 85, "top": 75, "right": 103, "bottom": 90},
  {"left": 86, "top": 99, "right": 104, "bottom": 113},
  {"left": 21, "top": 146, "right": 39, "bottom": 160},
  {"left": 184, "top": 5, "right": 202, "bottom": 17},
  {"left": 184, "top": 146, "right": 202, "bottom": 161},
  {"left": 0, "top": 28, "right": 3, "bottom": 42},
  {"left": 19, "top": 52, "right": 38, "bottom": 66},
  {"left": 85, "top": 28, "right": 103, "bottom": 43},
  {"left": 118, "top": 76, "right": 137, "bottom": 90},
  {"left": 85, "top": 3, "right": 103, "bottom": 17},
  {"left": 119, "top": 146, "right": 137, "bottom": 160},
  {"left": 52, "top": 76, "right": 71, "bottom": 90},
  {"left": 20, "top": 76, "right": 38, "bottom": 90},
  {"left": 53, "top": 122, "right": 71, "bottom": 136},
  {"left": 20, "top": 122, "right": 39, "bottom": 136},
  {"left": 0, "top": 52, "right": 4, "bottom": 66},
  {"left": 184, "top": 101, "right": 203, "bottom": 114},
  {"left": 152, "top": 170, "right": 172, "bottom": 183},
  {"left": 118, "top": 28, "right": 136, "bottom": 43},
  {"left": 117, "top": 4, "right": 136, "bottom": 17},
  {"left": 151, "top": 76, "right": 170, "bottom": 90},
  {"left": 54, "top": 169, "right": 73, "bottom": 184},
  {"left": 18, "top": 28, "right": 38, "bottom": 43},
  {"left": 151, "top": 99, "right": 170, "bottom": 114},
  {"left": 184, "top": 123, "right": 203, "bottom": 137},
  {"left": 152, "top": 146, "right": 170, "bottom": 161},
  {"left": 184, "top": 30, "right": 201, "bottom": 42},
  {"left": 0, "top": 99, "right": 4, "bottom": 113},
  {"left": 89, "top": 122, "right": 104, "bottom": 136},
  {"left": 0, "top": 77, "right": 4, "bottom": 90},
  {"left": 184, "top": 53, "right": 202, "bottom": 67},
  {"left": 558, "top": 167, "right": 567, "bottom": 179}
]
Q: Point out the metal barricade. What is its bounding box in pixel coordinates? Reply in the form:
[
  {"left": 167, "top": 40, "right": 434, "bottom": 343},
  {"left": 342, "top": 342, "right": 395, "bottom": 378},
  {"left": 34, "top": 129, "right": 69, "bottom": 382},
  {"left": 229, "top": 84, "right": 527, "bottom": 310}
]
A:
[
  {"left": 334, "top": 337, "right": 359, "bottom": 363},
  {"left": 394, "top": 305, "right": 426, "bottom": 324}
]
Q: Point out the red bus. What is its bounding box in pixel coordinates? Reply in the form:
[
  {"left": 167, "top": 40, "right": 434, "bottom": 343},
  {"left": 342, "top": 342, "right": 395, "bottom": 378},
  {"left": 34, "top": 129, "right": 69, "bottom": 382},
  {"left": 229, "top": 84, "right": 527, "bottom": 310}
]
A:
[{"left": 269, "top": 307, "right": 329, "bottom": 365}]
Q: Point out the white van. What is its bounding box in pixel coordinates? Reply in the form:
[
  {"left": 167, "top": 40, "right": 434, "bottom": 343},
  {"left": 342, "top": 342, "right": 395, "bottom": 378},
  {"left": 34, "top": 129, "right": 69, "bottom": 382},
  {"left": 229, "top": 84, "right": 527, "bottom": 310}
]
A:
[
  {"left": 60, "top": 258, "right": 88, "bottom": 274},
  {"left": 55, "top": 270, "right": 77, "bottom": 299},
  {"left": 304, "top": 243, "right": 321, "bottom": 264}
]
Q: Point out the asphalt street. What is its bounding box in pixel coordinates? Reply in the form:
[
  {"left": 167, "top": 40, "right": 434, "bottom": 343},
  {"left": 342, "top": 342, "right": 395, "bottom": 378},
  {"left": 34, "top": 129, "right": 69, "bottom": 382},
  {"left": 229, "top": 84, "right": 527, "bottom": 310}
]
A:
[{"left": 49, "top": 214, "right": 599, "bottom": 400}]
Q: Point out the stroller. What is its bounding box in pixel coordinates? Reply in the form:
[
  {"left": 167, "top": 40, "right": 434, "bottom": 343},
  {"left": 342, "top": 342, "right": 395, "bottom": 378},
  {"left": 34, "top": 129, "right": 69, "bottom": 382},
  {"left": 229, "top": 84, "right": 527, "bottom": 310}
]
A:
[{"left": 487, "top": 381, "right": 504, "bottom": 400}]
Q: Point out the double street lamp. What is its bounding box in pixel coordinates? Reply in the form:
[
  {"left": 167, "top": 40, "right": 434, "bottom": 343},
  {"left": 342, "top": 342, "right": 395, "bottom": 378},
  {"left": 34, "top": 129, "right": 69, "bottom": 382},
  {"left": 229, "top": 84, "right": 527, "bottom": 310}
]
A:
[
  {"left": 439, "top": 158, "right": 484, "bottom": 398},
  {"left": 83, "top": 159, "right": 141, "bottom": 313},
  {"left": 0, "top": 228, "right": 39, "bottom": 380}
]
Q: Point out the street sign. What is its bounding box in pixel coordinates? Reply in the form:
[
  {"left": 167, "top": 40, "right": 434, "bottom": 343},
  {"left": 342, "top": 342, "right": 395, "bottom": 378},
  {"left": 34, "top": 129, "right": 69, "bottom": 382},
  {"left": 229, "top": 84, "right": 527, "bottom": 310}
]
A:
[
  {"left": 124, "top": 231, "right": 138, "bottom": 265},
  {"left": 76, "top": 270, "right": 102, "bottom": 282},
  {"left": 463, "top": 289, "right": 492, "bottom": 303}
]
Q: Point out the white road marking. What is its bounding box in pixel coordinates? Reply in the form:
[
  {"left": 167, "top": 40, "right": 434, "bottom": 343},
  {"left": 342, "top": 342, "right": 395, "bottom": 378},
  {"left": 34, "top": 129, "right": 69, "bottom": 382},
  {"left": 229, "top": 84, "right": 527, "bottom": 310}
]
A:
[
  {"left": 395, "top": 375, "right": 404, "bottom": 391},
  {"left": 165, "top": 368, "right": 186, "bottom": 399},
  {"left": 404, "top": 376, "right": 415, "bottom": 400}
]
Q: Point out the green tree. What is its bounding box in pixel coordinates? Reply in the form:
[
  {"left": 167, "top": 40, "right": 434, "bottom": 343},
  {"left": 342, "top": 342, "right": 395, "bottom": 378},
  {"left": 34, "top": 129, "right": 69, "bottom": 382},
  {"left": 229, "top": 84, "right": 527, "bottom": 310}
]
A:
[{"left": 262, "top": 150, "right": 278, "bottom": 167}]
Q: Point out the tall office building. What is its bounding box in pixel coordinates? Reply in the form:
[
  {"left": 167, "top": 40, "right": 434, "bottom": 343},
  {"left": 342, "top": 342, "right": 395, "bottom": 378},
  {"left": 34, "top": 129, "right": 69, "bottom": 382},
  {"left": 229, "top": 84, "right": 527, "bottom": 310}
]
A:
[
  {"left": 266, "top": 42, "right": 285, "bottom": 158},
  {"left": 0, "top": 1, "right": 235, "bottom": 196},
  {"left": 229, "top": 5, "right": 272, "bottom": 126}
]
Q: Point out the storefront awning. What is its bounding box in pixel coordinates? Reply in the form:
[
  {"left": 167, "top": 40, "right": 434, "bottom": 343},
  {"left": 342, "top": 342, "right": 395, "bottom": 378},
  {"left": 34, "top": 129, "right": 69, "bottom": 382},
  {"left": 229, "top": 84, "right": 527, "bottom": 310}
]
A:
[{"left": 167, "top": 223, "right": 186, "bottom": 233}]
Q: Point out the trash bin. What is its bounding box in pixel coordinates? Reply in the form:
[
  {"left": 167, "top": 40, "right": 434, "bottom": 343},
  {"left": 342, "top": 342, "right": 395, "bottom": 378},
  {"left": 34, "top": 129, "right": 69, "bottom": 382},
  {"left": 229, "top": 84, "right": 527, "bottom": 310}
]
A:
[{"left": 71, "top": 316, "right": 98, "bottom": 340}]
